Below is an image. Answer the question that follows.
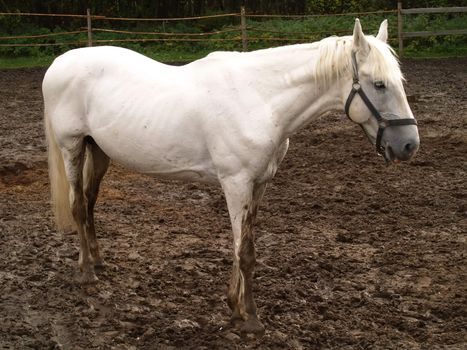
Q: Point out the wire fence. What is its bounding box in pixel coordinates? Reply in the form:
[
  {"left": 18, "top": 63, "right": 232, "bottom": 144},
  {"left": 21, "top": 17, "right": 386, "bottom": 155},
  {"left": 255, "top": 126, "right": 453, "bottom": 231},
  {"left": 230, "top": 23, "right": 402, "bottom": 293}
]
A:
[
  {"left": 0, "top": 9, "right": 395, "bottom": 49},
  {"left": 0, "top": 4, "right": 465, "bottom": 56},
  {"left": 245, "top": 9, "right": 397, "bottom": 19}
]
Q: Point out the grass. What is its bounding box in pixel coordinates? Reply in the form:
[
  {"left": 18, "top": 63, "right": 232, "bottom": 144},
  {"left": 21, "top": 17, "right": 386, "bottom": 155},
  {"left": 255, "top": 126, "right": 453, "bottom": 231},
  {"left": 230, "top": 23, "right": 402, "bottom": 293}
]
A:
[
  {"left": 0, "top": 13, "right": 465, "bottom": 68},
  {"left": 0, "top": 55, "right": 54, "bottom": 68}
]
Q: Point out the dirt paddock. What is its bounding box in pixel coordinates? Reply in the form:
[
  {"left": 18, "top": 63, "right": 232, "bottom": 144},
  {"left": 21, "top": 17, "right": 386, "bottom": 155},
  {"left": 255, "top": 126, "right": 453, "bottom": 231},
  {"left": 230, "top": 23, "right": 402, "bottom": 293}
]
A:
[{"left": 0, "top": 58, "right": 466, "bottom": 349}]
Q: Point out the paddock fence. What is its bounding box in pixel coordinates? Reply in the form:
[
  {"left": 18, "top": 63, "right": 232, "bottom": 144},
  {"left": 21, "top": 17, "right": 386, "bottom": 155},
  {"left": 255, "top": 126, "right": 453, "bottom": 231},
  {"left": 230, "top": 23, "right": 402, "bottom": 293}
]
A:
[
  {"left": 0, "top": 2, "right": 466, "bottom": 57},
  {"left": 397, "top": 3, "right": 467, "bottom": 55}
]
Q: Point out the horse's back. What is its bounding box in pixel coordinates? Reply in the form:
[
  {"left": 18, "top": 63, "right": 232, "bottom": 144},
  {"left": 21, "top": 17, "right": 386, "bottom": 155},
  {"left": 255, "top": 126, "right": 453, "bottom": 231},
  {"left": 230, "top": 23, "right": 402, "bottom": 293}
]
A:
[
  {"left": 43, "top": 46, "right": 171, "bottom": 96},
  {"left": 46, "top": 45, "right": 168, "bottom": 71}
]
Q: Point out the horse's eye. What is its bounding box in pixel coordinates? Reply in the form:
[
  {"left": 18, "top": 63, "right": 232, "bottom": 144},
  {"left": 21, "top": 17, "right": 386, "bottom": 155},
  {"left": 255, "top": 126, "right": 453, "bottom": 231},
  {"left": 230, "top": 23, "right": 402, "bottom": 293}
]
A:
[{"left": 374, "top": 81, "right": 386, "bottom": 90}]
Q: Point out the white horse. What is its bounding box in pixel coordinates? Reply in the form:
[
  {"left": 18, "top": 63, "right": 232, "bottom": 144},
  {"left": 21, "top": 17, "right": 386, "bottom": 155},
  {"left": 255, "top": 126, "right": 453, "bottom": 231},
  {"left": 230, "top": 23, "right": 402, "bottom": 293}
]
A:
[{"left": 43, "top": 19, "right": 419, "bottom": 334}]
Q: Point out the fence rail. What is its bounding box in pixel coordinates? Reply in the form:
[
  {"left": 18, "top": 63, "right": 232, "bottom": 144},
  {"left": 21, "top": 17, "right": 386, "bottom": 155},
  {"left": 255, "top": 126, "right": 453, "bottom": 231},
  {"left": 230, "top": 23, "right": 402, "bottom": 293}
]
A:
[
  {"left": 245, "top": 10, "right": 397, "bottom": 19},
  {"left": 401, "top": 6, "right": 467, "bottom": 15},
  {"left": 397, "top": 2, "right": 467, "bottom": 55},
  {"left": 403, "top": 29, "right": 467, "bottom": 38},
  {"left": 0, "top": 5, "right": 465, "bottom": 57},
  {"left": 0, "top": 12, "right": 105, "bottom": 19}
]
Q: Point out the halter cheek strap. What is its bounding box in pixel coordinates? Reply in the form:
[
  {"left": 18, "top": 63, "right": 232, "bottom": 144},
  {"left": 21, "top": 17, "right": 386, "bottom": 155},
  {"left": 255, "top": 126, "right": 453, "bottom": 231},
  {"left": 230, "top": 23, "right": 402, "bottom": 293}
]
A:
[{"left": 344, "top": 51, "right": 417, "bottom": 157}]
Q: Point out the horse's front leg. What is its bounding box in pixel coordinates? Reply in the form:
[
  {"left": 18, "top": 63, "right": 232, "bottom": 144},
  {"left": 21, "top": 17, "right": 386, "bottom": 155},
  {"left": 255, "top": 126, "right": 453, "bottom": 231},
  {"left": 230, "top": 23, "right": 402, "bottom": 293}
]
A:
[{"left": 222, "top": 177, "right": 267, "bottom": 336}]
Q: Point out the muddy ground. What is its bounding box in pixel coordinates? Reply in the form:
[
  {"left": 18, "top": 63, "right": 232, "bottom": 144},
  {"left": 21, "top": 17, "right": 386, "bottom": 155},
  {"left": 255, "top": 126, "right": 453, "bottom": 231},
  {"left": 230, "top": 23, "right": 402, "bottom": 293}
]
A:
[{"left": 0, "top": 58, "right": 466, "bottom": 350}]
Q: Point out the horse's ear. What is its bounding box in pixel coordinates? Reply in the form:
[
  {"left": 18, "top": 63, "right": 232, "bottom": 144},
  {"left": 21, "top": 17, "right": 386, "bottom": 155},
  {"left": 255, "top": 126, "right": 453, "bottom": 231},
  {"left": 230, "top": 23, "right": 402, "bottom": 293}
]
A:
[
  {"left": 376, "top": 19, "right": 388, "bottom": 43},
  {"left": 352, "top": 18, "right": 369, "bottom": 54}
]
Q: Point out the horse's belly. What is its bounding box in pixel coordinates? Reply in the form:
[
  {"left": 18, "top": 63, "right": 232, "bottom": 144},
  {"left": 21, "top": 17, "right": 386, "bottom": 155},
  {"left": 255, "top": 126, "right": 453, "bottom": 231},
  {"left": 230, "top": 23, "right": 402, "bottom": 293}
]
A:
[
  {"left": 100, "top": 142, "right": 218, "bottom": 183},
  {"left": 90, "top": 124, "right": 218, "bottom": 184}
]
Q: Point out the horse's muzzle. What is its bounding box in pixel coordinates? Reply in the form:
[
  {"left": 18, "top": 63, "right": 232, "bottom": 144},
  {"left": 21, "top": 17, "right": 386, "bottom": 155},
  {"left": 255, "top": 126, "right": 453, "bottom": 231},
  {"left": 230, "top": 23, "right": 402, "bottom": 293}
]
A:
[{"left": 385, "top": 137, "right": 420, "bottom": 163}]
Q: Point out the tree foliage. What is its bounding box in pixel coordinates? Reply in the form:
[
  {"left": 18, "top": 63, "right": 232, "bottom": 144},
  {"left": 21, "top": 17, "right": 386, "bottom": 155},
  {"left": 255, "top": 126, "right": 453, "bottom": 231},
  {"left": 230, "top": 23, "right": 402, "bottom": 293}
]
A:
[{"left": 1, "top": 1, "right": 466, "bottom": 18}]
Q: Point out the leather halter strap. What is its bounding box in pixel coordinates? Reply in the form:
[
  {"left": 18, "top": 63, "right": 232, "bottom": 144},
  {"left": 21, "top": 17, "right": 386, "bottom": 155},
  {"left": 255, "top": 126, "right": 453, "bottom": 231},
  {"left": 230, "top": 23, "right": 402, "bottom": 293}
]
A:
[{"left": 344, "top": 51, "right": 417, "bottom": 156}]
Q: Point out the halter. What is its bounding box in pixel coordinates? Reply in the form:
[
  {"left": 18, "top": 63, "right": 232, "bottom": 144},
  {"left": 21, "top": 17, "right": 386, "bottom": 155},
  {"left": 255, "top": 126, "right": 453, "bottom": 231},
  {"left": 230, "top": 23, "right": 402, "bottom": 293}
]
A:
[{"left": 344, "top": 51, "right": 417, "bottom": 158}]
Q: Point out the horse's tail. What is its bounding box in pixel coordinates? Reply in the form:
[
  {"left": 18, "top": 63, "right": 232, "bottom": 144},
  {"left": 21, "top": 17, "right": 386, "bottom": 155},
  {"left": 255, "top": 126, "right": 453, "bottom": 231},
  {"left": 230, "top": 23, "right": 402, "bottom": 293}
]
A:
[{"left": 44, "top": 111, "right": 74, "bottom": 231}]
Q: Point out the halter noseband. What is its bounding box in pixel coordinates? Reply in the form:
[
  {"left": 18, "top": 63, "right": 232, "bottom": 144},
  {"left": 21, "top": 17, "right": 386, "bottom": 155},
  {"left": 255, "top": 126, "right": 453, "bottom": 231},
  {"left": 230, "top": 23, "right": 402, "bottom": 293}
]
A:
[{"left": 344, "top": 51, "right": 417, "bottom": 158}]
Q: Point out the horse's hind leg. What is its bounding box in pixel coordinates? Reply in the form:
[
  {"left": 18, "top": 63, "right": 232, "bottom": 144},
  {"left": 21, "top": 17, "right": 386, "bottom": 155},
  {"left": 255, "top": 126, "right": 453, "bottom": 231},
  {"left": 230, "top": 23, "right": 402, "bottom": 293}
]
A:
[
  {"left": 83, "top": 138, "right": 110, "bottom": 268},
  {"left": 62, "top": 138, "right": 97, "bottom": 283}
]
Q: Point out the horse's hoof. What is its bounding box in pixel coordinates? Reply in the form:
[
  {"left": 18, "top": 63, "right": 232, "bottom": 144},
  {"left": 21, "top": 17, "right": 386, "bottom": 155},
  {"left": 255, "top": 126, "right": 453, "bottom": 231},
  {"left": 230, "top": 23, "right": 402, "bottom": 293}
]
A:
[
  {"left": 230, "top": 312, "right": 243, "bottom": 328},
  {"left": 79, "top": 272, "right": 99, "bottom": 285},
  {"left": 239, "top": 318, "right": 265, "bottom": 337},
  {"left": 93, "top": 258, "right": 105, "bottom": 270}
]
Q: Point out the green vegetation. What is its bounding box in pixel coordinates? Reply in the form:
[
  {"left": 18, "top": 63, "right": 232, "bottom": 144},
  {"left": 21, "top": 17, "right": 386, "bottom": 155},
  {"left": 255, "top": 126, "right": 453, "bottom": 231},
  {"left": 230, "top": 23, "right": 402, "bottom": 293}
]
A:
[
  {"left": 2, "top": 1, "right": 466, "bottom": 19},
  {"left": 0, "top": 55, "right": 53, "bottom": 68},
  {"left": 0, "top": 11, "right": 466, "bottom": 68}
]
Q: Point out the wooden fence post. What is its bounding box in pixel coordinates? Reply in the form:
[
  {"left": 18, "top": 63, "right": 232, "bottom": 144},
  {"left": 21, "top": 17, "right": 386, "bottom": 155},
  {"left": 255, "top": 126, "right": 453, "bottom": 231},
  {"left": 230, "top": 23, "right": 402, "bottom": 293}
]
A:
[
  {"left": 240, "top": 6, "right": 248, "bottom": 51},
  {"left": 397, "top": 1, "right": 403, "bottom": 56},
  {"left": 87, "top": 8, "right": 93, "bottom": 47}
]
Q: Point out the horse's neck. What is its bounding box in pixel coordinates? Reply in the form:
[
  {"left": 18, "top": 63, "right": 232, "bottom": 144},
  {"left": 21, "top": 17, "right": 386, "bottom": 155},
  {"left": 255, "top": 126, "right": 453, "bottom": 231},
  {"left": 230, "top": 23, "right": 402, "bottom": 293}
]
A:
[{"left": 242, "top": 44, "right": 345, "bottom": 138}]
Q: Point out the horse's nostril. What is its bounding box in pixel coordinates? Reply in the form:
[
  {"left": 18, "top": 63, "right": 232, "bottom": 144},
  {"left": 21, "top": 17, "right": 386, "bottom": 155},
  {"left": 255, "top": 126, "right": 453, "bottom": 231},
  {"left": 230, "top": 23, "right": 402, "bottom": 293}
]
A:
[{"left": 404, "top": 142, "right": 416, "bottom": 154}]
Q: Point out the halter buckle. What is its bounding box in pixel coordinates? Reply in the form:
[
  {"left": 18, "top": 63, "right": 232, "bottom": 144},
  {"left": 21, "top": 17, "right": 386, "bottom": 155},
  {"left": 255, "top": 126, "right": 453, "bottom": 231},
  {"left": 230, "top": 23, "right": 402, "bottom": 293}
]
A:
[
  {"left": 379, "top": 119, "right": 388, "bottom": 128},
  {"left": 352, "top": 82, "right": 361, "bottom": 90}
]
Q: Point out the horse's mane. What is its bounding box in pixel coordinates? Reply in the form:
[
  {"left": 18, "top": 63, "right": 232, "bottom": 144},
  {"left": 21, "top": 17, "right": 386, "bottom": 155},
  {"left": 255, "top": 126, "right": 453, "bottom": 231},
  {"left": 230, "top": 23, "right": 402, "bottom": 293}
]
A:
[
  {"left": 205, "top": 34, "right": 403, "bottom": 88},
  {"left": 314, "top": 35, "right": 403, "bottom": 86}
]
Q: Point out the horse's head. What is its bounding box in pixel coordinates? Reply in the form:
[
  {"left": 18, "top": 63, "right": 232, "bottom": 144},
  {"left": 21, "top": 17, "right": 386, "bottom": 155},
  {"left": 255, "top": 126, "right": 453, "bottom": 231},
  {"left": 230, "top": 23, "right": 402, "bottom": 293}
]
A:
[{"left": 345, "top": 19, "right": 419, "bottom": 164}]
